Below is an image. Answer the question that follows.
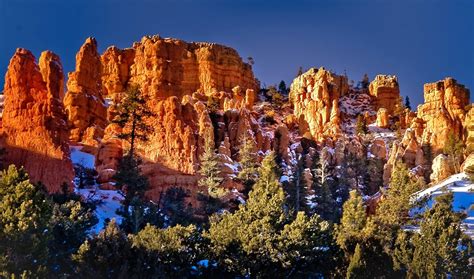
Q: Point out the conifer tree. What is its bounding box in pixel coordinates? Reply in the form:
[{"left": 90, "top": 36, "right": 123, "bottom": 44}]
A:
[
  {"left": 345, "top": 244, "right": 366, "bottom": 279},
  {"left": 73, "top": 219, "right": 131, "bottom": 277},
  {"left": 237, "top": 134, "right": 258, "bottom": 189},
  {"left": 404, "top": 96, "right": 411, "bottom": 110},
  {"left": 207, "top": 152, "right": 334, "bottom": 277},
  {"left": 0, "top": 165, "right": 52, "bottom": 277},
  {"left": 396, "top": 192, "right": 472, "bottom": 277},
  {"left": 355, "top": 115, "right": 368, "bottom": 136},
  {"left": 112, "top": 84, "right": 154, "bottom": 158},
  {"left": 278, "top": 80, "right": 288, "bottom": 95},
  {"left": 376, "top": 161, "right": 425, "bottom": 228},
  {"left": 198, "top": 138, "right": 224, "bottom": 198}
]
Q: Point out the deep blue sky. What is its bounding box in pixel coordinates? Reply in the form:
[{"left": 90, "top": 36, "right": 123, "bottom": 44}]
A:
[{"left": 1, "top": 0, "right": 472, "bottom": 106}]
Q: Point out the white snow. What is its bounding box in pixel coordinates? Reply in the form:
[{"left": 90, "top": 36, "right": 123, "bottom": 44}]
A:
[
  {"left": 70, "top": 146, "right": 96, "bottom": 169},
  {"left": 280, "top": 175, "right": 290, "bottom": 183},
  {"left": 75, "top": 187, "right": 124, "bottom": 234}
]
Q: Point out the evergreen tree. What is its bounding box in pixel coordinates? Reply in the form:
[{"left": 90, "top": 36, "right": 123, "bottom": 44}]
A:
[
  {"left": 198, "top": 139, "right": 224, "bottom": 198},
  {"left": 73, "top": 219, "right": 131, "bottom": 277},
  {"left": 345, "top": 244, "right": 366, "bottom": 279},
  {"left": 278, "top": 80, "right": 288, "bottom": 95},
  {"left": 398, "top": 192, "right": 472, "bottom": 277},
  {"left": 376, "top": 161, "right": 425, "bottom": 228},
  {"left": 112, "top": 84, "right": 154, "bottom": 158},
  {"left": 0, "top": 165, "right": 52, "bottom": 277},
  {"left": 296, "top": 66, "right": 304, "bottom": 77},
  {"left": 237, "top": 134, "right": 258, "bottom": 189},
  {"left": 160, "top": 186, "right": 194, "bottom": 226},
  {"left": 207, "top": 152, "right": 334, "bottom": 277},
  {"left": 404, "top": 96, "right": 411, "bottom": 110},
  {"left": 48, "top": 192, "right": 97, "bottom": 274},
  {"left": 355, "top": 115, "right": 368, "bottom": 136},
  {"left": 443, "top": 132, "right": 465, "bottom": 173},
  {"left": 130, "top": 224, "right": 199, "bottom": 277}
]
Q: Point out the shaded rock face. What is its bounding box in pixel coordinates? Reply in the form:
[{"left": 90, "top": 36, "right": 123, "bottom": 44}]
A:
[
  {"left": 418, "top": 77, "right": 470, "bottom": 154},
  {"left": 369, "top": 75, "right": 400, "bottom": 115},
  {"left": 64, "top": 37, "right": 107, "bottom": 145},
  {"left": 290, "top": 67, "right": 349, "bottom": 141},
  {"left": 101, "top": 35, "right": 258, "bottom": 100},
  {"left": 1, "top": 48, "right": 73, "bottom": 192},
  {"left": 430, "top": 154, "right": 455, "bottom": 183}
]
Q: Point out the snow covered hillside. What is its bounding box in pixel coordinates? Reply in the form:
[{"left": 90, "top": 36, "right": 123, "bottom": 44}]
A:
[{"left": 412, "top": 173, "right": 474, "bottom": 239}]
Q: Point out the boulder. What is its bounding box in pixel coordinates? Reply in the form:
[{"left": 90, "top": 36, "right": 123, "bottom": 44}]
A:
[{"left": 430, "top": 154, "right": 455, "bottom": 183}]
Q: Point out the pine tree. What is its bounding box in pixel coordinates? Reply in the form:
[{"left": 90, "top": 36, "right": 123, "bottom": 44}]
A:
[
  {"left": 355, "top": 115, "right": 368, "bottom": 136},
  {"left": 443, "top": 132, "right": 465, "bottom": 173},
  {"left": 404, "top": 96, "right": 411, "bottom": 110},
  {"left": 237, "top": 134, "right": 258, "bottom": 189},
  {"left": 112, "top": 84, "right": 154, "bottom": 158},
  {"left": 207, "top": 152, "right": 334, "bottom": 277},
  {"left": 72, "top": 219, "right": 131, "bottom": 277},
  {"left": 403, "top": 192, "right": 472, "bottom": 277},
  {"left": 345, "top": 244, "right": 366, "bottom": 279},
  {"left": 360, "top": 74, "right": 370, "bottom": 90},
  {"left": 296, "top": 66, "right": 304, "bottom": 77},
  {"left": 376, "top": 161, "right": 425, "bottom": 228},
  {"left": 278, "top": 80, "right": 288, "bottom": 95},
  {"left": 113, "top": 154, "right": 149, "bottom": 208},
  {"left": 130, "top": 224, "right": 199, "bottom": 277},
  {"left": 198, "top": 139, "right": 224, "bottom": 198},
  {"left": 0, "top": 165, "right": 52, "bottom": 277}
]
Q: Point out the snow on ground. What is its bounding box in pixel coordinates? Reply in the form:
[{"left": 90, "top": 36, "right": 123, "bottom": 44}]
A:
[
  {"left": 70, "top": 146, "right": 96, "bottom": 169},
  {"left": 70, "top": 146, "right": 124, "bottom": 234},
  {"left": 75, "top": 187, "right": 124, "bottom": 234},
  {"left": 411, "top": 173, "right": 474, "bottom": 238}
]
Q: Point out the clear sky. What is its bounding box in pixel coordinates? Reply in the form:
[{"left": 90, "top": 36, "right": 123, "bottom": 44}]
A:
[{"left": 0, "top": 0, "right": 472, "bottom": 106}]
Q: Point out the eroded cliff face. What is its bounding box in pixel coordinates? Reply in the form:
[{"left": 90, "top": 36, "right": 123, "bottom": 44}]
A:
[
  {"left": 64, "top": 37, "right": 107, "bottom": 145},
  {"left": 290, "top": 67, "right": 349, "bottom": 141},
  {"left": 1, "top": 48, "right": 74, "bottom": 192},
  {"left": 418, "top": 77, "right": 470, "bottom": 154},
  {"left": 369, "top": 75, "right": 400, "bottom": 115},
  {"left": 101, "top": 35, "right": 258, "bottom": 100}
]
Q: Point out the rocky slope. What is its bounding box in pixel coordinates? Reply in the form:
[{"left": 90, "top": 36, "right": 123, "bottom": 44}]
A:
[{"left": 0, "top": 36, "right": 472, "bottom": 204}]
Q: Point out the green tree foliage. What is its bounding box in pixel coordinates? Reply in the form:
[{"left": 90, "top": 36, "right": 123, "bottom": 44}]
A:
[
  {"left": 278, "top": 80, "right": 288, "bottom": 95},
  {"left": 198, "top": 139, "right": 224, "bottom": 198},
  {"left": 206, "top": 152, "right": 334, "bottom": 277},
  {"left": 404, "top": 96, "right": 411, "bottom": 110},
  {"left": 130, "top": 224, "right": 200, "bottom": 277},
  {"left": 376, "top": 162, "right": 425, "bottom": 228},
  {"left": 112, "top": 84, "right": 154, "bottom": 158},
  {"left": 237, "top": 134, "right": 258, "bottom": 189},
  {"left": 394, "top": 192, "right": 472, "bottom": 278},
  {"left": 443, "top": 132, "right": 465, "bottom": 173},
  {"left": 160, "top": 186, "right": 194, "bottom": 226},
  {"left": 113, "top": 154, "right": 149, "bottom": 208},
  {"left": 336, "top": 190, "right": 395, "bottom": 278},
  {"left": 355, "top": 115, "right": 368, "bottom": 136},
  {"left": 73, "top": 219, "right": 131, "bottom": 277},
  {"left": 366, "top": 158, "right": 384, "bottom": 195},
  {"left": 73, "top": 163, "right": 96, "bottom": 189},
  {"left": 296, "top": 66, "right": 304, "bottom": 77},
  {"left": 360, "top": 74, "right": 370, "bottom": 90},
  {"left": 267, "top": 85, "right": 284, "bottom": 106},
  {"left": 48, "top": 192, "right": 97, "bottom": 274},
  {"left": 0, "top": 165, "right": 51, "bottom": 277}
]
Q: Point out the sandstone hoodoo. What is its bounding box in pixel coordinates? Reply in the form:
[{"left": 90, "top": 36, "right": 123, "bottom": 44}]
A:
[
  {"left": 369, "top": 74, "right": 400, "bottom": 115},
  {"left": 1, "top": 48, "right": 74, "bottom": 192},
  {"left": 290, "top": 67, "right": 349, "bottom": 141},
  {"left": 64, "top": 37, "right": 107, "bottom": 145},
  {"left": 417, "top": 77, "right": 471, "bottom": 155}
]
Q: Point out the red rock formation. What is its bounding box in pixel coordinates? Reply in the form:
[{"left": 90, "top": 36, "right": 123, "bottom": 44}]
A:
[
  {"left": 64, "top": 37, "right": 107, "bottom": 144},
  {"left": 465, "top": 106, "right": 474, "bottom": 153},
  {"left": 101, "top": 35, "right": 258, "bottom": 100},
  {"left": 1, "top": 48, "right": 73, "bottom": 192},
  {"left": 376, "top": 108, "right": 389, "bottom": 128},
  {"left": 290, "top": 67, "right": 349, "bottom": 141},
  {"left": 369, "top": 75, "right": 400, "bottom": 115},
  {"left": 418, "top": 77, "right": 470, "bottom": 154}
]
